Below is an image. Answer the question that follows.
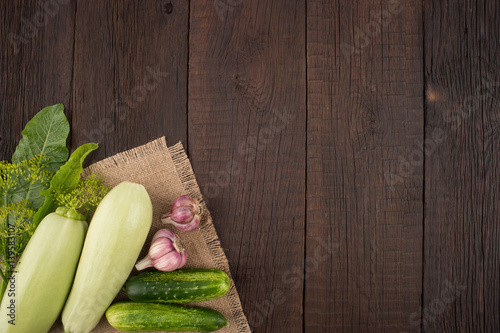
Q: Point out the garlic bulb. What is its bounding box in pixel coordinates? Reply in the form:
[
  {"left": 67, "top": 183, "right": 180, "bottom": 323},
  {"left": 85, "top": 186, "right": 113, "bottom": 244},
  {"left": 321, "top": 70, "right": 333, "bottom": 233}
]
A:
[
  {"left": 135, "top": 229, "right": 187, "bottom": 271},
  {"left": 161, "top": 195, "right": 203, "bottom": 232}
]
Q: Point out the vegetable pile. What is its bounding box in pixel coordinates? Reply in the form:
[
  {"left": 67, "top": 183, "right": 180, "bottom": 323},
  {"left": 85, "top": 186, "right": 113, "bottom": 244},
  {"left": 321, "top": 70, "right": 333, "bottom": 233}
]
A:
[
  {"left": 0, "top": 105, "right": 231, "bottom": 333},
  {"left": 106, "top": 196, "right": 230, "bottom": 333}
]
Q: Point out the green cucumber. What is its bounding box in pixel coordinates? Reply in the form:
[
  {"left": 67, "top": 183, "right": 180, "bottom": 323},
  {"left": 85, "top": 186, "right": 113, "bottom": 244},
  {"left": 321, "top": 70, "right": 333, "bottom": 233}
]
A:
[
  {"left": 106, "top": 301, "right": 229, "bottom": 332},
  {"left": 125, "top": 268, "right": 231, "bottom": 304}
]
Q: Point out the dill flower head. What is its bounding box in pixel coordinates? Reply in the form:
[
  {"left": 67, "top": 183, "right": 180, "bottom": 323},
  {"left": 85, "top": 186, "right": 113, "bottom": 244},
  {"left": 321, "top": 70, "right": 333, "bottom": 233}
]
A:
[
  {"left": 0, "top": 154, "right": 54, "bottom": 268},
  {"left": 0, "top": 155, "right": 53, "bottom": 209},
  {"left": 54, "top": 173, "right": 110, "bottom": 218},
  {"left": 0, "top": 202, "right": 36, "bottom": 267}
]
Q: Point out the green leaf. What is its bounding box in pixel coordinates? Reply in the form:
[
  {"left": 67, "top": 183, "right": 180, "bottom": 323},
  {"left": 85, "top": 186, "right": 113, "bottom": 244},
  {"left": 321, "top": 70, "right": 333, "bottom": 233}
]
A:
[
  {"left": 32, "top": 143, "right": 98, "bottom": 228},
  {"left": 12, "top": 104, "right": 70, "bottom": 173}
]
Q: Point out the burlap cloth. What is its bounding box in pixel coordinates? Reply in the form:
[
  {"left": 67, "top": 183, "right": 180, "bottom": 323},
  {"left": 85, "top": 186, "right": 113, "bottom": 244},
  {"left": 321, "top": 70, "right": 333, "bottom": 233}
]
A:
[{"left": 49, "top": 137, "right": 251, "bottom": 333}]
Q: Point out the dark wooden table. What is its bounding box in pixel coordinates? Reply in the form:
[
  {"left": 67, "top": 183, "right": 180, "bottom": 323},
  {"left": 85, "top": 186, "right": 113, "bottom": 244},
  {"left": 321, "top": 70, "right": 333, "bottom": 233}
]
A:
[{"left": 1, "top": 1, "right": 499, "bottom": 332}]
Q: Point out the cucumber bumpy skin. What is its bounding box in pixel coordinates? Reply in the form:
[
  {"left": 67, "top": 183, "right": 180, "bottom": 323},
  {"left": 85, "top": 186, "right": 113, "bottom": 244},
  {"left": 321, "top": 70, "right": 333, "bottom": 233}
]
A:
[
  {"left": 106, "top": 301, "right": 229, "bottom": 332},
  {"left": 125, "top": 268, "right": 231, "bottom": 304}
]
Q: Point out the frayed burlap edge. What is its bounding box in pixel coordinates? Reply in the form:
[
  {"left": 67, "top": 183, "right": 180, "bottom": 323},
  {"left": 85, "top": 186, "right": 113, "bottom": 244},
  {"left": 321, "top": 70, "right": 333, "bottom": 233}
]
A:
[
  {"left": 82, "top": 138, "right": 169, "bottom": 175},
  {"left": 168, "top": 141, "right": 252, "bottom": 333}
]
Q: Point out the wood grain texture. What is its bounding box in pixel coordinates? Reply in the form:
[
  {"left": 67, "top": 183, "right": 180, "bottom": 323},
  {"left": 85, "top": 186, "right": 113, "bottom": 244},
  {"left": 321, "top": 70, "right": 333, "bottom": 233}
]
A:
[
  {"left": 0, "top": 0, "right": 76, "bottom": 160},
  {"left": 2, "top": 0, "right": 500, "bottom": 332},
  {"left": 188, "top": 0, "right": 306, "bottom": 332},
  {"left": 71, "top": 0, "right": 188, "bottom": 162},
  {"left": 306, "top": 0, "right": 424, "bottom": 331},
  {"left": 423, "top": 0, "right": 500, "bottom": 331}
]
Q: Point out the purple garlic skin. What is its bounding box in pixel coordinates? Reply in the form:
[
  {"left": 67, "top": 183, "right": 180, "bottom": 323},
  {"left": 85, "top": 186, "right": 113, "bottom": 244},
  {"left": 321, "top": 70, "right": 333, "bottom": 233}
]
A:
[
  {"left": 171, "top": 195, "right": 198, "bottom": 211},
  {"left": 161, "top": 195, "right": 203, "bottom": 232},
  {"left": 135, "top": 229, "right": 188, "bottom": 271},
  {"left": 169, "top": 207, "right": 194, "bottom": 223}
]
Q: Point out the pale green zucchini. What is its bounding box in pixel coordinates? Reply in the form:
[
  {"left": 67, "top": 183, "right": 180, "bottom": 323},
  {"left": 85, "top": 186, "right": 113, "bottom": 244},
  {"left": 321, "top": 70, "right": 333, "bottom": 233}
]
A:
[
  {"left": 62, "top": 181, "right": 153, "bottom": 333},
  {"left": 0, "top": 211, "right": 87, "bottom": 333}
]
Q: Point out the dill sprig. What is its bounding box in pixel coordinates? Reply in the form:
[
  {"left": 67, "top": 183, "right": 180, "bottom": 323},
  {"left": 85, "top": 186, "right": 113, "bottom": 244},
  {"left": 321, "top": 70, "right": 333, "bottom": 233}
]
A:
[
  {"left": 0, "top": 155, "right": 53, "bottom": 209},
  {"left": 0, "top": 202, "right": 36, "bottom": 266},
  {"left": 0, "top": 155, "right": 53, "bottom": 277},
  {"left": 54, "top": 173, "right": 110, "bottom": 219}
]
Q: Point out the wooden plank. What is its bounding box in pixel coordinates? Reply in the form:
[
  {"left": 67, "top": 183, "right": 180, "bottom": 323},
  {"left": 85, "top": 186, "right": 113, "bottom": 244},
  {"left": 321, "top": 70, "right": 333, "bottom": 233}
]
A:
[
  {"left": 423, "top": 0, "right": 500, "bottom": 331},
  {"left": 306, "top": 0, "right": 424, "bottom": 331},
  {"left": 0, "top": 1, "right": 76, "bottom": 160},
  {"left": 71, "top": 0, "right": 188, "bottom": 162},
  {"left": 188, "top": 1, "right": 306, "bottom": 331}
]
